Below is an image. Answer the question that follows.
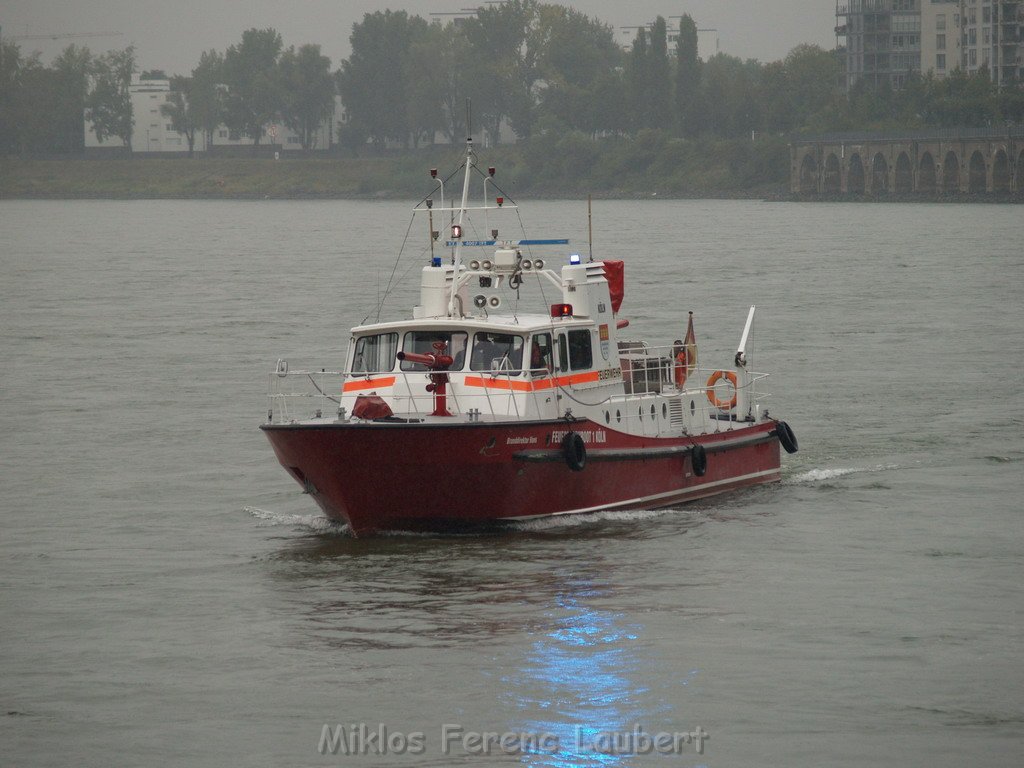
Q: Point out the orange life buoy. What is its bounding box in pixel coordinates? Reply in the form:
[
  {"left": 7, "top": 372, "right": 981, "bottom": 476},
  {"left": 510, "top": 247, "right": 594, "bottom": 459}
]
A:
[{"left": 706, "top": 370, "right": 738, "bottom": 410}]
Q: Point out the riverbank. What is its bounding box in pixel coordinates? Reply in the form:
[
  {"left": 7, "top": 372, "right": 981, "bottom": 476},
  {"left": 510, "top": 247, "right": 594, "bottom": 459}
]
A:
[{"left": 0, "top": 135, "right": 790, "bottom": 200}]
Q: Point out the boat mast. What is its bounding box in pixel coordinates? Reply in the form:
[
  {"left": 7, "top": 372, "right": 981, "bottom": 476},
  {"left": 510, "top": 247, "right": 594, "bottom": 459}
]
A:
[{"left": 447, "top": 110, "right": 475, "bottom": 318}]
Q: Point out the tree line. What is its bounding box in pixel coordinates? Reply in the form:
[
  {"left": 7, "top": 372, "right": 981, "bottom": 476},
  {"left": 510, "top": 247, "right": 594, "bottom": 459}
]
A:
[
  {"left": 0, "top": 30, "right": 334, "bottom": 155},
  {"left": 2, "top": 0, "right": 1022, "bottom": 159}
]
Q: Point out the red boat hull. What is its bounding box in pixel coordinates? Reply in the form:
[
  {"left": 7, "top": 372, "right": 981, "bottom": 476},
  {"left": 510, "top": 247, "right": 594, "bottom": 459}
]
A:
[{"left": 261, "top": 418, "right": 783, "bottom": 536}]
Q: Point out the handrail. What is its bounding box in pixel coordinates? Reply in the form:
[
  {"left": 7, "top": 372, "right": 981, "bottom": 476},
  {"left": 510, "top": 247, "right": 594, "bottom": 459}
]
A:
[{"left": 266, "top": 355, "right": 772, "bottom": 432}]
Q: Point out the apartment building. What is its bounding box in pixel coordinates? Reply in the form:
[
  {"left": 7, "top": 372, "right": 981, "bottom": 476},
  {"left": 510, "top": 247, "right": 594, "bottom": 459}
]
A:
[
  {"left": 838, "top": 0, "right": 1023, "bottom": 88},
  {"left": 956, "top": 0, "right": 1022, "bottom": 83},
  {"left": 836, "top": 0, "right": 923, "bottom": 90}
]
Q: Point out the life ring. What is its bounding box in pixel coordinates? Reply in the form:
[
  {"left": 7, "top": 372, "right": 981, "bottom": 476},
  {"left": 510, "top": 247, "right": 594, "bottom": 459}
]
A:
[
  {"left": 690, "top": 444, "right": 707, "bottom": 477},
  {"left": 563, "top": 432, "right": 587, "bottom": 472},
  {"left": 706, "top": 370, "right": 738, "bottom": 410},
  {"left": 774, "top": 421, "right": 799, "bottom": 454}
]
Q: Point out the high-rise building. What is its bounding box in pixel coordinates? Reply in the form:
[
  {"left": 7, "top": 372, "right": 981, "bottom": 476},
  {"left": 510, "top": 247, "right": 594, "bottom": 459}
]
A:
[
  {"left": 955, "top": 0, "right": 1022, "bottom": 85},
  {"left": 921, "top": 0, "right": 960, "bottom": 78},
  {"left": 836, "top": 0, "right": 923, "bottom": 90},
  {"left": 840, "top": 1, "right": 1023, "bottom": 90}
]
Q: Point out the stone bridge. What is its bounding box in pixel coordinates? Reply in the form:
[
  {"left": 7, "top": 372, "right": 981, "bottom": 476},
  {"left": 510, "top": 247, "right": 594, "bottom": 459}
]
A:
[{"left": 791, "top": 129, "right": 1024, "bottom": 195}]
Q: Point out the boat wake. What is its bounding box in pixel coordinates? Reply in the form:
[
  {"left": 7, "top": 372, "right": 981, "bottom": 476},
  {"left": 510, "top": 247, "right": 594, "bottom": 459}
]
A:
[
  {"left": 786, "top": 464, "right": 898, "bottom": 484},
  {"left": 244, "top": 506, "right": 349, "bottom": 535},
  {"left": 508, "top": 507, "right": 695, "bottom": 533}
]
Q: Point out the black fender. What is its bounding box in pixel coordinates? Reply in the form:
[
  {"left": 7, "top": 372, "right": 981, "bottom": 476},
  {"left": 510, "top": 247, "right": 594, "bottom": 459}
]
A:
[
  {"left": 691, "top": 444, "right": 707, "bottom": 477},
  {"left": 563, "top": 432, "right": 587, "bottom": 472},
  {"left": 774, "top": 421, "right": 799, "bottom": 454}
]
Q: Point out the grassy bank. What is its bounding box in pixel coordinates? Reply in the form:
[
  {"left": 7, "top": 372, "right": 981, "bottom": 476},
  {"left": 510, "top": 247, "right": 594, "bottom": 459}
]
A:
[{"left": 0, "top": 135, "right": 790, "bottom": 200}]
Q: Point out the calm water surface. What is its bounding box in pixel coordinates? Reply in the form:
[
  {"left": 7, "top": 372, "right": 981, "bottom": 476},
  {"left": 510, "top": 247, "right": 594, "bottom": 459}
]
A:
[{"left": 1, "top": 198, "right": 1022, "bottom": 767}]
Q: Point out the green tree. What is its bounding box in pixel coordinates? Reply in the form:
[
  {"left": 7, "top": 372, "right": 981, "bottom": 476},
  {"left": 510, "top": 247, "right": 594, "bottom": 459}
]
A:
[
  {"left": 190, "top": 50, "right": 224, "bottom": 148},
  {"left": 160, "top": 76, "right": 199, "bottom": 156},
  {"left": 674, "top": 14, "right": 701, "bottom": 138},
  {"left": 782, "top": 44, "right": 841, "bottom": 131},
  {"left": 437, "top": 23, "right": 472, "bottom": 142},
  {"left": 337, "top": 10, "right": 422, "bottom": 150},
  {"left": 647, "top": 17, "right": 672, "bottom": 130},
  {"left": 699, "top": 53, "right": 761, "bottom": 137},
  {"left": 87, "top": 46, "right": 136, "bottom": 150},
  {"left": 278, "top": 44, "right": 335, "bottom": 150},
  {"left": 222, "top": 28, "right": 284, "bottom": 150},
  {"left": 52, "top": 45, "right": 93, "bottom": 153},
  {"left": 626, "top": 28, "right": 650, "bottom": 132},
  {"left": 0, "top": 41, "right": 25, "bottom": 154},
  {"left": 10, "top": 53, "right": 58, "bottom": 153},
  {"left": 403, "top": 22, "right": 448, "bottom": 147},
  {"left": 461, "top": 0, "right": 539, "bottom": 143},
  {"left": 996, "top": 77, "right": 1024, "bottom": 123},
  {"left": 532, "top": 4, "right": 622, "bottom": 136}
]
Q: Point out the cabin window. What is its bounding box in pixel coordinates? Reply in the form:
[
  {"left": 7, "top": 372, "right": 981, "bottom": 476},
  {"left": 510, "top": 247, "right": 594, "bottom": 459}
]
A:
[
  {"left": 470, "top": 332, "right": 524, "bottom": 374},
  {"left": 568, "top": 329, "right": 593, "bottom": 371},
  {"left": 557, "top": 334, "right": 569, "bottom": 373},
  {"left": 400, "top": 331, "right": 468, "bottom": 371},
  {"left": 530, "top": 333, "right": 554, "bottom": 376},
  {"left": 351, "top": 333, "right": 398, "bottom": 372}
]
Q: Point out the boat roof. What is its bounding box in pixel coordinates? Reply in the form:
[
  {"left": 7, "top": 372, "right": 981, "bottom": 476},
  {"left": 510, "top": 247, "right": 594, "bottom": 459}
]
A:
[{"left": 351, "top": 313, "right": 595, "bottom": 336}]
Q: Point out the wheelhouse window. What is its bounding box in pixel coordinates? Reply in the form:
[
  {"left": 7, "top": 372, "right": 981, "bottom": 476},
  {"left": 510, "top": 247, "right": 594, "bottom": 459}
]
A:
[
  {"left": 400, "top": 330, "right": 468, "bottom": 371},
  {"left": 529, "top": 333, "right": 554, "bottom": 376},
  {"left": 351, "top": 333, "right": 398, "bottom": 373},
  {"left": 470, "top": 332, "right": 524, "bottom": 374},
  {"left": 568, "top": 329, "right": 593, "bottom": 370},
  {"left": 557, "top": 334, "right": 569, "bottom": 373}
]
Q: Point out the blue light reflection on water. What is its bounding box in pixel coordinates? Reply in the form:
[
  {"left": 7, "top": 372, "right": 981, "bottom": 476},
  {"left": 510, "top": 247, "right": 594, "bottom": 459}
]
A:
[{"left": 503, "top": 578, "right": 688, "bottom": 768}]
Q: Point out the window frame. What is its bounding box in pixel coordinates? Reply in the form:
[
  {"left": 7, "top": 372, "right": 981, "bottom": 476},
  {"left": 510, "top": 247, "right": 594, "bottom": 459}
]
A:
[
  {"left": 351, "top": 332, "right": 399, "bottom": 373},
  {"left": 399, "top": 330, "right": 468, "bottom": 372},
  {"left": 567, "top": 329, "right": 593, "bottom": 371},
  {"left": 469, "top": 331, "right": 524, "bottom": 375}
]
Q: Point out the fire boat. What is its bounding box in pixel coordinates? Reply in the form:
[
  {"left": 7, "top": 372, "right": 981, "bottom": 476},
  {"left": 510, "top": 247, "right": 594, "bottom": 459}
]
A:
[{"left": 260, "top": 140, "right": 798, "bottom": 536}]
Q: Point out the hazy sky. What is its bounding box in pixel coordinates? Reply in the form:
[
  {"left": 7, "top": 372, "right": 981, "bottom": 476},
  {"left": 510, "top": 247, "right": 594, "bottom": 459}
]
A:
[{"left": 4, "top": 1, "right": 836, "bottom": 75}]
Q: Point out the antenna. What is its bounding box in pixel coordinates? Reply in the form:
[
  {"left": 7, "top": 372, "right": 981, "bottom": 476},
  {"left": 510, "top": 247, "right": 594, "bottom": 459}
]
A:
[
  {"left": 587, "top": 195, "right": 593, "bottom": 262},
  {"left": 466, "top": 97, "right": 472, "bottom": 143}
]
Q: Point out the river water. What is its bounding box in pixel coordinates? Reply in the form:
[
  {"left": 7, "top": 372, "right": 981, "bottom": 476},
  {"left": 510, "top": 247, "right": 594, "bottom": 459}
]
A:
[{"left": 1, "top": 197, "right": 1022, "bottom": 767}]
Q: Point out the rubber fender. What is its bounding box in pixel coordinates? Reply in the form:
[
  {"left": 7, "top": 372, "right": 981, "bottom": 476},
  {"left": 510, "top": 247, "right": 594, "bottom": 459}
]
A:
[
  {"left": 775, "top": 421, "right": 799, "bottom": 454},
  {"left": 691, "top": 444, "right": 707, "bottom": 477},
  {"left": 563, "top": 432, "right": 587, "bottom": 472}
]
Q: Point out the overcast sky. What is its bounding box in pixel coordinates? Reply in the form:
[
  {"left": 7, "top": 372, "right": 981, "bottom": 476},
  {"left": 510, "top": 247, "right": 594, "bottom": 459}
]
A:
[{"left": 4, "top": 1, "right": 836, "bottom": 75}]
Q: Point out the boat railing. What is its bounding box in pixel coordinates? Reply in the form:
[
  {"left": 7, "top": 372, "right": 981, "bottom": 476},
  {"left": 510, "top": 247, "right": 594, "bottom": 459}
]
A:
[
  {"left": 266, "top": 353, "right": 771, "bottom": 428},
  {"left": 266, "top": 366, "right": 348, "bottom": 424},
  {"left": 603, "top": 364, "right": 772, "bottom": 435},
  {"left": 266, "top": 365, "right": 561, "bottom": 424}
]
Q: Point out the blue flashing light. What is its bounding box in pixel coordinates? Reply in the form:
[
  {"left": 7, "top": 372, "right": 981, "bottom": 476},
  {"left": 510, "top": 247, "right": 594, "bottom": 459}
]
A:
[
  {"left": 569, "top": 253, "right": 582, "bottom": 265},
  {"left": 431, "top": 256, "right": 442, "bottom": 267}
]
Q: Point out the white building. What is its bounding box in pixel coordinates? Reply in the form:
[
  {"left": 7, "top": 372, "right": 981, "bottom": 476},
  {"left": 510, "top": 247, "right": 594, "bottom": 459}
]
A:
[
  {"left": 85, "top": 75, "right": 336, "bottom": 154},
  {"left": 839, "top": 0, "right": 1023, "bottom": 89}
]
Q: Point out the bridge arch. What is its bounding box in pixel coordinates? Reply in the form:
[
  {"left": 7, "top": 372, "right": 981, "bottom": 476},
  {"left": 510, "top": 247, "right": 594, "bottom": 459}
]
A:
[
  {"left": 848, "top": 153, "right": 865, "bottom": 194},
  {"left": 823, "top": 153, "right": 841, "bottom": 193},
  {"left": 943, "top": 151, "right": 960, "bottom": 193},
  {"left": 799, "top": 154, "right": 818, "bottom": 193},
  {"left": 918, "top": 152, "right": 936, "bottom": 192},
  {"left": 992, "top": 149, "right": 1010, "bottom": 192},
  {"left": 969, "top": 150, "right": 986, "bottom": 193},
  {"left": 872, "top": 152, "right": 889, "bottom": 193},
  {"left": 895, "top": 152, "right": 913, "bottom": 193}
]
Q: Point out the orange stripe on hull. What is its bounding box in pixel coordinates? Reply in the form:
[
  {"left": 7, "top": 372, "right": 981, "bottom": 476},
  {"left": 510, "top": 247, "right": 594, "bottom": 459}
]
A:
[
  {"left": 342, "top": 376, "right": 396, "bottom": 392},
  {"left": 464, "top": 371, "right": 601, "bottom": 392}
]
